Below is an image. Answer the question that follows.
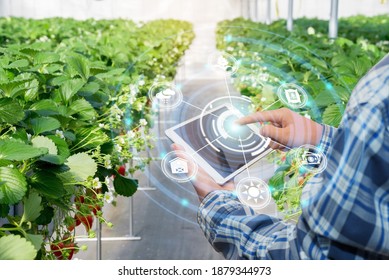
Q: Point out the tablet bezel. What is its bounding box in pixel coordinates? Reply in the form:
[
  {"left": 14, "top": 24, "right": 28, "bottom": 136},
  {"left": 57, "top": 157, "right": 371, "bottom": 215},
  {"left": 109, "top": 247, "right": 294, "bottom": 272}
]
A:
[{"left": 165, "top": 104, "right": 273, "bottom": 184}]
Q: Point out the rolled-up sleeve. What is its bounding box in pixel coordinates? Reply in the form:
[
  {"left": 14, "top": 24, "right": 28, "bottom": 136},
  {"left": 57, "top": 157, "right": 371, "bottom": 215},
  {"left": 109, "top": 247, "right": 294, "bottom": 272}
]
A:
[{"left": 197, "top": 190, "right": 301, "bottom": 259}]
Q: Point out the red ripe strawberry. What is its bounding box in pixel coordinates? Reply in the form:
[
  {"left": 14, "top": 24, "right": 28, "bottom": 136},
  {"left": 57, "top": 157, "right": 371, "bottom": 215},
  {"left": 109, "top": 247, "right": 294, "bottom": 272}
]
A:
[
  {"left": 89, "top": 204, "right": 101, "bottom": 216},
  {"left": 51, "top": 243, "right": 65, "bottom": 260},
  {"left": 117, "top": 165, "right": 126, "bottom": 176},
  {"left": 77, "top": 214, "right": 94, "bottom": 232},
  {"left": 67, "top": 220, "right": 76, "bottom": 232},
  {"left": 75, "top": 214, "right": 82, "bottom": 227}
]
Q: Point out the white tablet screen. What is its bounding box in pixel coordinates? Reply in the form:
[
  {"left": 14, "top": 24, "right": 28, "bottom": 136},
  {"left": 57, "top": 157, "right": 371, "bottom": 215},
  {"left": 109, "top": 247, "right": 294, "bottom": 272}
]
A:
[{"left": 172, "top": 105, "right": 270, "bottom": 178}]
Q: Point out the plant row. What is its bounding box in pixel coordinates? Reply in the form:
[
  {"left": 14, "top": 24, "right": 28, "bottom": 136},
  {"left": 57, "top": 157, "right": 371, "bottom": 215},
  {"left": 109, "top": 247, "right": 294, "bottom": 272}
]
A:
[
  {"left": 0, "top": 17, "right": 194, "bottom": 259},
  {"left": 216, "top": 15, "right": 388, "bottom": 220}
]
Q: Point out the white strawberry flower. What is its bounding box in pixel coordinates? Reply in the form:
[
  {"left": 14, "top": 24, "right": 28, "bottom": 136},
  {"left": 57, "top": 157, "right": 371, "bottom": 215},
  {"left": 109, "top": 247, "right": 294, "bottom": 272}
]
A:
[
  {"left": 104, "top": 191, "right": 114, "bottom": 204},
  {"left": 139, "top": 118, "right": 148, "bottom": 126}
]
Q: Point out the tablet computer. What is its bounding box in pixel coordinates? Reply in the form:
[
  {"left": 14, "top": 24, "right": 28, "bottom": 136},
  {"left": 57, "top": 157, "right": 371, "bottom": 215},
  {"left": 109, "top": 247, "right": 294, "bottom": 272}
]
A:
[{"left": 165, "top": 104, "right": 272, "bottom": 184}]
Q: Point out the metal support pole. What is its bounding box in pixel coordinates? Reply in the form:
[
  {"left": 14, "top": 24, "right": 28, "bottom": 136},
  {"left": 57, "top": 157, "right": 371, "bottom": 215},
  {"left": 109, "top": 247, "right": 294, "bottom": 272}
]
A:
[
  {"left": 96, "top": 221, "right": 102, "bottom": 260},
  {"left": 246, "top": 0, "right": 250, "bottom": 20},
  {"left": 254, "top": 0, "right": 259, "bottom": 22},
  {"left": 329, "top": 0, "right": 339, "bottom": 39},
  {"left": 266, "top": 0, "right": 272, "bottom": 25},
  {"left": 128, "top": 196, "right": 136, "bottom": 237},
  {"left": 287, "top": 0, "right": 294, "bottom": 31}
]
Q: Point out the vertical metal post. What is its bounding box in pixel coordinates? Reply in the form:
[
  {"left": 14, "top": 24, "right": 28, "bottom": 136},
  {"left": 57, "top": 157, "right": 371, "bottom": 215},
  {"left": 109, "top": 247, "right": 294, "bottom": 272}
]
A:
[
  {"left": 96, "top": 221, "right": 102, "bottom": 260},
  {"left": 254, "top": 0, "right": 258, "bottom": 22},
  {"left": 246, "top": 0, "right": 250, "bottom": 20},
  {"left": 128, "top": 196, "right": 135, "bottom": 237},
  {"left": 329, "top": 0, "right": 339, "bottom": 39},
  {"left": 266, "top": 0, "right": 272, "bottom": 25},
  {"left": 287, "top": 0, "right": 294, "bottom": 31},
  {"left": 240, "top": 0, "right": 244, "bottom": 17}
]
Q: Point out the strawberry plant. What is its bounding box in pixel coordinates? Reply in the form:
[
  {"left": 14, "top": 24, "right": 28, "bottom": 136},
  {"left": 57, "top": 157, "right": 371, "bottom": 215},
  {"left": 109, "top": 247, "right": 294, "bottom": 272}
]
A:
[
  {"left": 0, "top": 17, "right": 194, "bottom": 259},
  {"left": 216, "top": 16, "right": 387, "bottom": 220}
]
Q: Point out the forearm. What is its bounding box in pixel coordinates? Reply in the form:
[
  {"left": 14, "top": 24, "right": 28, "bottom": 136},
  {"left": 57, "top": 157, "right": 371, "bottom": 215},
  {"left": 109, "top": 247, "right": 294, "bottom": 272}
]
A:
[{"left": 197, "top": 190, "right": 301, "bottom": 259}]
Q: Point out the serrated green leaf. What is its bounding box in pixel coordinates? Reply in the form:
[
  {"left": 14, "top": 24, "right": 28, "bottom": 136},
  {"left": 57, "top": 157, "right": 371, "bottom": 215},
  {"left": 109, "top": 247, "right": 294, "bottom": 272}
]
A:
[
  {"left": 0, "top": 235, "right": 37, "bottom": 260},
  {"left": 78, "top": 82, "right": 100, "bottom": 97},
  {"left": 25, "top": 234, "right": 43, "bottom": 252},
  {"left": 29, "top": 99, "right": 60, "bottom": 116},
  {"left": 24, "top": 79, "right": 39, "bottom": 101},
  {"left": 35, "top": 206, "right": 54, "bottom": 225},
  {"left": 74, "top": 127, "right": 110, "bottom": 150},
  {"left": 4, "top": 59, "right": 29, "bottom": 69},
  {"left": 0, "top": 140, "right": 48, "bottom": 161},
  {"left": 31, "top": 136, "right": 58, "bottom": 155},
  {"left": 0, "top": 98, "right": 24, "bottom": 124},
  {"left": 31, "top": 116, "right": 61, "bottom": 135},
  {"left": 322, "top": 104, "right": 344, "bottom": 127},
  {"left": 0, "top": 203, "right": 10, "bottom": 218},
  {"left": 95, "top": 68, "right": 126, "bottom": 79},
  {"left": 67, "top": 56, "right": 90, "bottom": 81},
  {"left": 0, "top": 167, "right": 27, "bottom": 204},
  {"left": 69, "top": 99, "right": 96, "bottom": 120},
  {"left": 59, "top": 78, "right": 85, "bottom": 104},
  {"left": 314, "top": 91, "right": 338, "bottom": 107},
  {"left": 33, "top": 52, "right": 60, "bottom": 65},
  {"left": 66, "top": 152, "right": 97, "bottom": 181},
  {"left": 22, "top": 192, "right": 43, "bottom": 223},
  {"left": 114, "top": 175, "right": 138, "bottom": 197},
  {"left": 31, "top": 171, "right": 66, "bottom": 198},
  {"left": 39, "top": 135, "right": 70, "bottom": 165}
]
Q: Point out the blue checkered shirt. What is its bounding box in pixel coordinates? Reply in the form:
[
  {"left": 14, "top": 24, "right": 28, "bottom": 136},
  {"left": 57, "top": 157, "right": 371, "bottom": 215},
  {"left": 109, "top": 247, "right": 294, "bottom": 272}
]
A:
[{"left": 197, "top": 55, "right": 389, "bottom": 259}]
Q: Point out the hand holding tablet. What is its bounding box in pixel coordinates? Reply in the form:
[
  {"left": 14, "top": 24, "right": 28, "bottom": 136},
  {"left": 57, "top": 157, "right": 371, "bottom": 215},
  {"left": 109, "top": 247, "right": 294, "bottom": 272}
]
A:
[{"left": 165, "top": 104, "right": 273, "bottom": 184}]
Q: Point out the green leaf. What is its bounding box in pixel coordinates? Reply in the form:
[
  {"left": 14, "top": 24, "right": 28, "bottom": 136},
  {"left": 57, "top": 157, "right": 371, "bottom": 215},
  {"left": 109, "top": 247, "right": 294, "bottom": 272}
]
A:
[
  {"left": 0, "top": 235, "right": 37, "bottom": 260},
  {"left": 0, "top": 98, "right": 24, "bottom": 124},
  {"left": 314, "top": 91, "right": 338, "bottom": 107},
  {"left": 0, "top": 167, "right": 27, "bottom": 204},
  {"left": 22, "top": 192, "right": 43, "bottom": 222},
  {"left": 114, "top": 175, "right": 138, "bottom": 197},
  {"left": 269, "top": 171, "right": 286, "bottom": 192},
  {"left": 69, "top": 99, "right": 96, "bottom": 120},
  {"left": 66, "top": 152, "right": 97, "bottom": 181},
  {"left": 78, "top": 82, "right": 100, "bottom": 97},
  {"left": 35, "top": 206, "right": 54, "bottom": 225},
  {"left": 25, "top": 234, "right": 43, "bottom": 252},
  {"left": 74, "top": 127, "right": 110, "bottom": 150},
  {"left": 0, "top": 140, "right": 48, "bottom": 161},
  {"left": 31, "top": 116, "right": 61, "bottom": 134},
  {"left": 31, "top": 171, "right": 66, "bottom": 199},
  {"left": 31, "top": 136, "right": 58, "bottom": 155},
  {"left": 59, "top": 79, "right": 85, "bottom": 104},
  {"left": 23, "top": 79, "right": 40, "bottom": 101},
  {"left": 322, "top": 104, "right": 344, "bottom": 127},
  {"left": 0, "top": 203, "right": 10, "bottom": 218},
  {"left": 33, "top": 52, "right": 60, "bottom": 65},
  {"left": 39, "top": 135, "right": 70, "bottom": 165},
  {"left": 67, "top": 56, "right": 90, "bottom": 81},
  {"left": 4, "top": 59, "right": 29, "bottom": 69},
  {"left": 29, "top": 99, "right": 60, "bottom": 116}
]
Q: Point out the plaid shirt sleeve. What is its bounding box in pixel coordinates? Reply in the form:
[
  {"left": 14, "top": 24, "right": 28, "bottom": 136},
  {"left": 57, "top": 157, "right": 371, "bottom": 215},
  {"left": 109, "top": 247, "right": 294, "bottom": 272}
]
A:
[{"left": 197, "top": 58, "right": 389, "bottom": 260}]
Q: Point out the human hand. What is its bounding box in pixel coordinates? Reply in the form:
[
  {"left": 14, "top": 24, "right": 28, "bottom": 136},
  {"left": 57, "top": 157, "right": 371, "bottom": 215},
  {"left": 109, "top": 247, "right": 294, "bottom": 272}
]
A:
[
  {"left": 171, "top": 143, "right": 234, "bottom": 202},
  {"left": 237, "top": 108, "right": 323, "bottom": 149}
]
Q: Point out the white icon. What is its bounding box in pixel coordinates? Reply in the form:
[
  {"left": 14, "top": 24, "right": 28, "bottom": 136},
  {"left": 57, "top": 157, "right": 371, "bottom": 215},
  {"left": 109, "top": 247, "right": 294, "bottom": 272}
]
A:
[
  {"left": 284, "top": 89, "right": 302, "bottom": 104},
  {"left": 169, "top": 158, "right": 189, "bottom": 174},
  {"left": 301, "top": 151, "right": 322, "bottom": 165},
  {"left": 156, "top": 88, "right": 176, "bottom": 104},
  {"left": 236, "top": 178, "right": 271, "bottom": 209}
]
